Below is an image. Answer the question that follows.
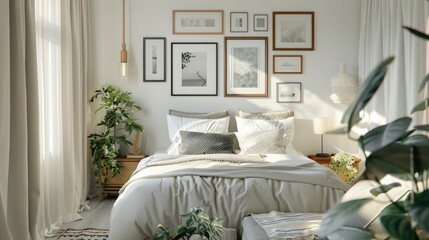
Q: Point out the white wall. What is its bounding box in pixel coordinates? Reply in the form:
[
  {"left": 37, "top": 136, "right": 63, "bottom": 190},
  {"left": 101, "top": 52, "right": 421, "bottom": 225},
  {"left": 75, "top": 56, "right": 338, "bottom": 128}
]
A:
[{"left": 90, "top": 0, "right": 362, "bottom": 155}]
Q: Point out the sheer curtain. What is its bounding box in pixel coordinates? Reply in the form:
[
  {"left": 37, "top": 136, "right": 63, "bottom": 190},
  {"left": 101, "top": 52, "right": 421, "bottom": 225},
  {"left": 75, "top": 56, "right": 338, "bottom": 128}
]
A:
[
  {"left": 36, "top": 0, "right": 91, "bottom": 236},
  {"left": 359, "top": 0, "right": 428, "bottom": 126}
]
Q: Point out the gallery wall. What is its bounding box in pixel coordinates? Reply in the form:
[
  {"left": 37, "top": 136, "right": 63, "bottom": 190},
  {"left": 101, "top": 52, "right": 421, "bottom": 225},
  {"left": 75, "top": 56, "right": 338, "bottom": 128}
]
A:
[{"left": 90, "top": 0, "right": 362, "bottom": 155}]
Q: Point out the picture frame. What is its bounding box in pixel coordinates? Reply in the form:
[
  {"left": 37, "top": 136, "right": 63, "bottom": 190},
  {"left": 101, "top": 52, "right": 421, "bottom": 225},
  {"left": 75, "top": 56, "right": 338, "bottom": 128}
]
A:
[
  {"left": 143, "top": 37, "right": 166, "bottom": 82},
  {"left": 277, "top": 82, "right": 302, "bottom": 103},
  {"left": 173, "top": 10, "right": 224, "bottom": 34},
  {"left": 171, "top": 42, "right": 218, "bottom": 96},
  {"left": 273, "top": 55, "right": 303, "bottom": 74},
  {"left": 253, "top": 14, "right": 268, "bottom": 32},
  {"left": 273, "top": 12, "right": 314, "bottom": 50},
  {"left": 230, "top": 12, "right": 248, "bottom": 32},
  {"left": 224, "top": 37, "right": 268, "bottom": 97}
]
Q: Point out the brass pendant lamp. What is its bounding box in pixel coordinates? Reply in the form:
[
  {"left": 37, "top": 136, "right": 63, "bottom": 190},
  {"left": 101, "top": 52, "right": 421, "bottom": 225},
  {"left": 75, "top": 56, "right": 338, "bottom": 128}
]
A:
[{"left": 119, "top": 0, "right": 128, "bottom": 79}]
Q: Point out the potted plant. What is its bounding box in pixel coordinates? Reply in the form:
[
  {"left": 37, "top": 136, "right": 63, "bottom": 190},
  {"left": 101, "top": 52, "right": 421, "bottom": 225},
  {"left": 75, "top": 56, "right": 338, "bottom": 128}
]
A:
[
  {"left": 151, "top": 207, "right": 223, "bottom": 240},
  {"left": 329, "top": 151, "right": 358, "bottom": 183},
  {"left": 318, "top": 26, "right": 429, "bottom": 239},
  {"left": 88, "top": 85, "right": 143, "bottom": 183}
]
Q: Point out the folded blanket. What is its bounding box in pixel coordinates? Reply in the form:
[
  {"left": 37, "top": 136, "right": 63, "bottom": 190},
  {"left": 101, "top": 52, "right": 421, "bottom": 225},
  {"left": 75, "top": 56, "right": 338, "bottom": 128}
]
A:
[
  {"left": 146, "top": 154, "right": 267, "bottom": 167},
  {"left": 251, "top": 212, "right": 323, "bottom": 240}
]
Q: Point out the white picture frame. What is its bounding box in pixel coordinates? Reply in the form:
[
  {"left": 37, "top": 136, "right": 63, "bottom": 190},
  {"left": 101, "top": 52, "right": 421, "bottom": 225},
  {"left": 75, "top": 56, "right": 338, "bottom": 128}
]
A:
[
  {"left": 173, "top": 10, "right": 224, "bottom": 34},
  {"left": 273, "top": 55, "right": 303, "bottom": 74},
  {"left": 143, "top": 37, "right": 166, "bottom": 82},
  {"left": 224, "top": 37, "right": 268, "bottom": 97},
  {"left": 273, "top": 12, "right": 314, "bottom": 50},
  {"left": 171, "top": 42, "right": 218, "bottom": 96},
  {"left": 277, "top": 82, "right": 302, "bottom": 103},
  {"left": 230, "top": 12, "right": 248, "bottom": 32}
]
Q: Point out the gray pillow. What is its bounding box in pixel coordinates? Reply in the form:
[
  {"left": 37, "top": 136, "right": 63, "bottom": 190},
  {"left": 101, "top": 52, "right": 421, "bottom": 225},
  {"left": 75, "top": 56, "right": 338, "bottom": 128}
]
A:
[
  {"left": 179, "top": 131, "right": 236, "bottom": 155},
  {"left": 169, "top": 109, "right": 230, "bottom": 119},
  {"left": 238, "top": 109, "right": 294, "bottom": 120}
]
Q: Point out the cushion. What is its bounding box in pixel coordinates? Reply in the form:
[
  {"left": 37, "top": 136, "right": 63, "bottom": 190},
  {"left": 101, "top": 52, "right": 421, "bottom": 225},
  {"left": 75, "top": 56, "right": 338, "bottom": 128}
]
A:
[
  {"left": 180, "top": 131, "right": 235, "bottom": 155},
  {"left": 235, "top": 116, "right": 295, "bottom": 154},
  {"left": 238, "top": 109, "right": 294, "bottom": 120},
  {"left": 235, "top": 129, "right": 286, "bottom": 154},
  {"left": 166, "top": 115, "right": 230, "bottom": 154},
  {"left": 169, "top": 109, "right": 230, "bottom": 119}
]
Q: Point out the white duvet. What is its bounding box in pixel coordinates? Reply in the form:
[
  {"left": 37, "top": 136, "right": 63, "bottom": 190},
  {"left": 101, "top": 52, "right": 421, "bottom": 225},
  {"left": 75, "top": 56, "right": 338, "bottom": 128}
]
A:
[{"left": 109, "top": 153, "right": 349, "bottom": 240}]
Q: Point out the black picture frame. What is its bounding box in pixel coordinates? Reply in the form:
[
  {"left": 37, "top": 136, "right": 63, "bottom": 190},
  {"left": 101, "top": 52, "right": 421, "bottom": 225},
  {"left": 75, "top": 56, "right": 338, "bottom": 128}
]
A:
[
  {"left": 171, "top": 42, "right": 218, "bottom": 96},
  {"left": 143, "top": 37, "right": 166, "bottom": 82},
  {"left": 253, "top": 14, "right": 268, "bottom": 32}
]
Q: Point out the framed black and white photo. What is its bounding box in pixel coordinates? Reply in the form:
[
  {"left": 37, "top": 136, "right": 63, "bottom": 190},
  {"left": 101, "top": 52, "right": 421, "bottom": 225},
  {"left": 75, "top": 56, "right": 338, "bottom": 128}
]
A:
[
  {"left": 277, "top": 82, "right": 302, "bottom": 103},
  {"left": 273, "top": 55, "right": 303, "bottom": 74},
  {"left": 143, "top": 37, "right": 166, "bottom": 82},
  {"left": 171, "top": 42, "right": 218, "bottom": 96},
  {"left": 224, "top": 37, "right": 268, "bottom": 97},
  {"left": 254, "top": 14, "right": 268, "bottom": 32},
  {"left": 273, "top": 12, "right": 314, "bottom": 50},
  {"left": 173, "top": 10, "right": 224, "bottom": 34},
  {"left": 230, "top": 12, "right": 248, "bottom": 32}
]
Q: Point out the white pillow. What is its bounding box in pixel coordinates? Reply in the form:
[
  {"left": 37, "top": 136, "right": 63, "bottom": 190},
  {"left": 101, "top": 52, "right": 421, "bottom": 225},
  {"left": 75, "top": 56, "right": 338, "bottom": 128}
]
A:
[
  {"left": 166, "top": 115, "right": 230, "bottom": 154},
  {"left": 235, "top": 129, "right": 286, "bottom": 154},
  {"left": 235, "top": 116, "right": 295, "bottom": 153}
]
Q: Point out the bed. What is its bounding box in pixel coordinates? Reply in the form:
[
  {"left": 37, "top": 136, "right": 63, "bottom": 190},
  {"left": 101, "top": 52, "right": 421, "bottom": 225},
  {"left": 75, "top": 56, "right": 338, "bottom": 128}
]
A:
[{"left": 108, "top": 110, "right": 350, "bottom": 240}]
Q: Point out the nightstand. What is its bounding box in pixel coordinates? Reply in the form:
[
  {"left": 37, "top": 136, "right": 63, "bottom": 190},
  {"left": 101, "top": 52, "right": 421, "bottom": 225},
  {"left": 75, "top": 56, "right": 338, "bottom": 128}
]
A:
[
  {"left": 99, "top": 156, "right": 144, "bottom": 201},
  {"left": 308, "top": 154, "right": 361, "bottom": 182}
]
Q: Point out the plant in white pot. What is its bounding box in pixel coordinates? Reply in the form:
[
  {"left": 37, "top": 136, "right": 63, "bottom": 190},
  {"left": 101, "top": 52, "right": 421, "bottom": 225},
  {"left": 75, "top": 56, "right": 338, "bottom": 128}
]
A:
[{"left": 88, "top": 85, "right": 143, "bottom": 183}]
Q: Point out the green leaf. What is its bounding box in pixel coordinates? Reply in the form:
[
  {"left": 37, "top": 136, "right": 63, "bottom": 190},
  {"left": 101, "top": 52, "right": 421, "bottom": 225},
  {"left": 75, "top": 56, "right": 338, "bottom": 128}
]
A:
[
  {"left": 418, "top": 74, "right": 429, "bottom": 92},
  {"left": 410, "top": 190, "right": 429, "bottom": 232},
  {"left": 359, "top": 117, "right": 412, "bottom": 154},
  {"left": 326, "top": 226, "right": 374, "bottom": 240},
  {"left": 318, "top": 198, "right": 372, "bottom": 236},
  {"left": 380, "top": 214, "right": 413, "bottom": 240},
  {"left": 415, "top": 125, "right": 429, "bottom": 132},
  {"left": 365, "top": 135, "right": 429, "bottom": 179},
  {"left": 341, "top": 57, "right": 394, "bottom": 133},
  {"left": 404, "top": 26, "right": 429, "bottom": 41},
  {"left": 370, "top": 182, "right": 402, "bottom": 197},
  {"left": 411, "top": 98, "right": 429, "bottom": 114}
]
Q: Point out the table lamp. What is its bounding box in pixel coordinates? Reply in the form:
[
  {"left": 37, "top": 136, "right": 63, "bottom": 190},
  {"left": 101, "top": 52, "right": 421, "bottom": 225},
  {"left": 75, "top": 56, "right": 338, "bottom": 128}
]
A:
[{"left": 313, "top": 117, "right": 330, "bottom": 157}]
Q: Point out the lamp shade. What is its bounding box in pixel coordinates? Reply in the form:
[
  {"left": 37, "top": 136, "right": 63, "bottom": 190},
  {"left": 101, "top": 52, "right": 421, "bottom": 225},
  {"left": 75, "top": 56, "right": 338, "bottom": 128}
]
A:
[
  {"left": 330, "top": 63, "right": 358, "bottom": 104},
  {"left": 313, "top": 117, "right": 330, "bottom": 134}
]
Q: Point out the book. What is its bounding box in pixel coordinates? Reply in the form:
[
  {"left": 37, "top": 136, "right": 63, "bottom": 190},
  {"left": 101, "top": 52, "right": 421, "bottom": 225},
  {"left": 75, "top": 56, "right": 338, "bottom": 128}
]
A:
[{"left": 126, "top": 154, "right": 145, "bottom": 159}]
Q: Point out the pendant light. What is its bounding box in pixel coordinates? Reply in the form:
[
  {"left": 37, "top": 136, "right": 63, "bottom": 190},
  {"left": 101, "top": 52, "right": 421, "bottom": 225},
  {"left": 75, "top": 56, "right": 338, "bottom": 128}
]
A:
[
  {"left": 119, "top": 0, "right": 128, "bottom": 79},
  {"left": 330, "top": 0, "right": 358, "bottom": 104}
]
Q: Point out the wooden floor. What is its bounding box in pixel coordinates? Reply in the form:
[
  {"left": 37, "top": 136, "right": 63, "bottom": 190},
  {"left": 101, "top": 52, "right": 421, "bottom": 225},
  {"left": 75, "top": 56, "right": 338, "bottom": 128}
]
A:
[{"left": 45, "top": 196, "right": 116, "bottom": 239}]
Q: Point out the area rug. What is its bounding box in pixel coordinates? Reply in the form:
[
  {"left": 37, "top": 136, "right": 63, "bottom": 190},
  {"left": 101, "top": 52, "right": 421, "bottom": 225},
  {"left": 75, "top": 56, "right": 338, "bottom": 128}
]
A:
[{"left": 57, "top": 228, "right": 109, "bottom": 240}]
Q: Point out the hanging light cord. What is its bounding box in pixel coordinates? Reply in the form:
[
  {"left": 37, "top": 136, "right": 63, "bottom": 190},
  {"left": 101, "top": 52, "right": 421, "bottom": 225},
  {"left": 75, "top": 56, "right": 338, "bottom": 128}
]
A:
[{"left": 121, "top": 0, "right": 127, "bottom": 63}]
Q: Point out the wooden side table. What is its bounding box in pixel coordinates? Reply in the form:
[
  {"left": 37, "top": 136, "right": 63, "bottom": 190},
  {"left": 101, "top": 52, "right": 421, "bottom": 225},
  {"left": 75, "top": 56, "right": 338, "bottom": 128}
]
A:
[
  {"left": 308, "top": 154, "right": 361, "bottom": 182},
  {"left": 98, "top": 156, "right": 143, "bottom": 201}
]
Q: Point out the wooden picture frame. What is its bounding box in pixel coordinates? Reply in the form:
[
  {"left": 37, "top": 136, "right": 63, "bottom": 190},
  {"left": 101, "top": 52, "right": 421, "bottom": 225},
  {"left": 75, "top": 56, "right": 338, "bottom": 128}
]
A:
[
  {"left": 277, "top": 82, "right": 302, "bottom": 103},
  {"left": 253, "top": 14, "right": 268, "bottom": 32},
  {"left": 224, "top": 36, "right": 268, "bottom": 97},
  {"left": 273, "top": 12, "right": 314, "bottom": 50},
  {"left": 230, "top": 12, "right": 248, "bottom": 32},
  {"left": 173, "top": 10, "right": 224, "bottom": 34},
  {"left": 171, "top": 42, "right": 218, "bottom": 96},
  {"left": 273, "top": 55, "right": 303, "bottom": 74},
  {"left": 143, "top": 37, "right": 166, "bottom": 82}
]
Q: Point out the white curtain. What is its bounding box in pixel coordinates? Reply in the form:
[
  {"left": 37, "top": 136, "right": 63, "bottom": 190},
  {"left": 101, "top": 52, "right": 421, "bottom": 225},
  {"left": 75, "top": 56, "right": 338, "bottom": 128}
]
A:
[
  {"left": 359, "top": 0, "right": 427, "bottom": 126},
  {"left": 0, "top": 0, "right": 42, "bottom": 239},
  {"left": 0, "top": 0, "right": 91, "bottom": 239},
  {"left": 36, "top": 0, "right": 91, "bottom": 236}
]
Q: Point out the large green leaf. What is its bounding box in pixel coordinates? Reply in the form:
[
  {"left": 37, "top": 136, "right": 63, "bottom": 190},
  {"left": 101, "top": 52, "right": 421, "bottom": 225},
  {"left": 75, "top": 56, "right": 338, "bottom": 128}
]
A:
[
  {"left": 380, "top": 214, "right": 413, "bottom": 240},
  {"left": 410, "top": 190, "right": 429, "bottom": 232},
  {"left": 418, "top": 74, "right": 429, "bottom": 92},
  {"left": 411, "top": 98, "right": 429, "bottom": 114},
  {"left": 370, "top": 182, "right": 402, "bottom": 197},
  {"left": 365, "top": 135, "right": 429, "bottom": 179},
  {"left": 358, "top": 117, "right": 412, "bottom": 154},
  {"left": 341, "top": 57, "right": 394, "bottom": 133},
  {"left": 326, "top": 227, "right": 374, "bottom": 240},
  {"left": 415, "top": 125, "right": 429, "bottom": 132},
  {"left": 318, "top": 198, "right": 372, "bottom": 236}
]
